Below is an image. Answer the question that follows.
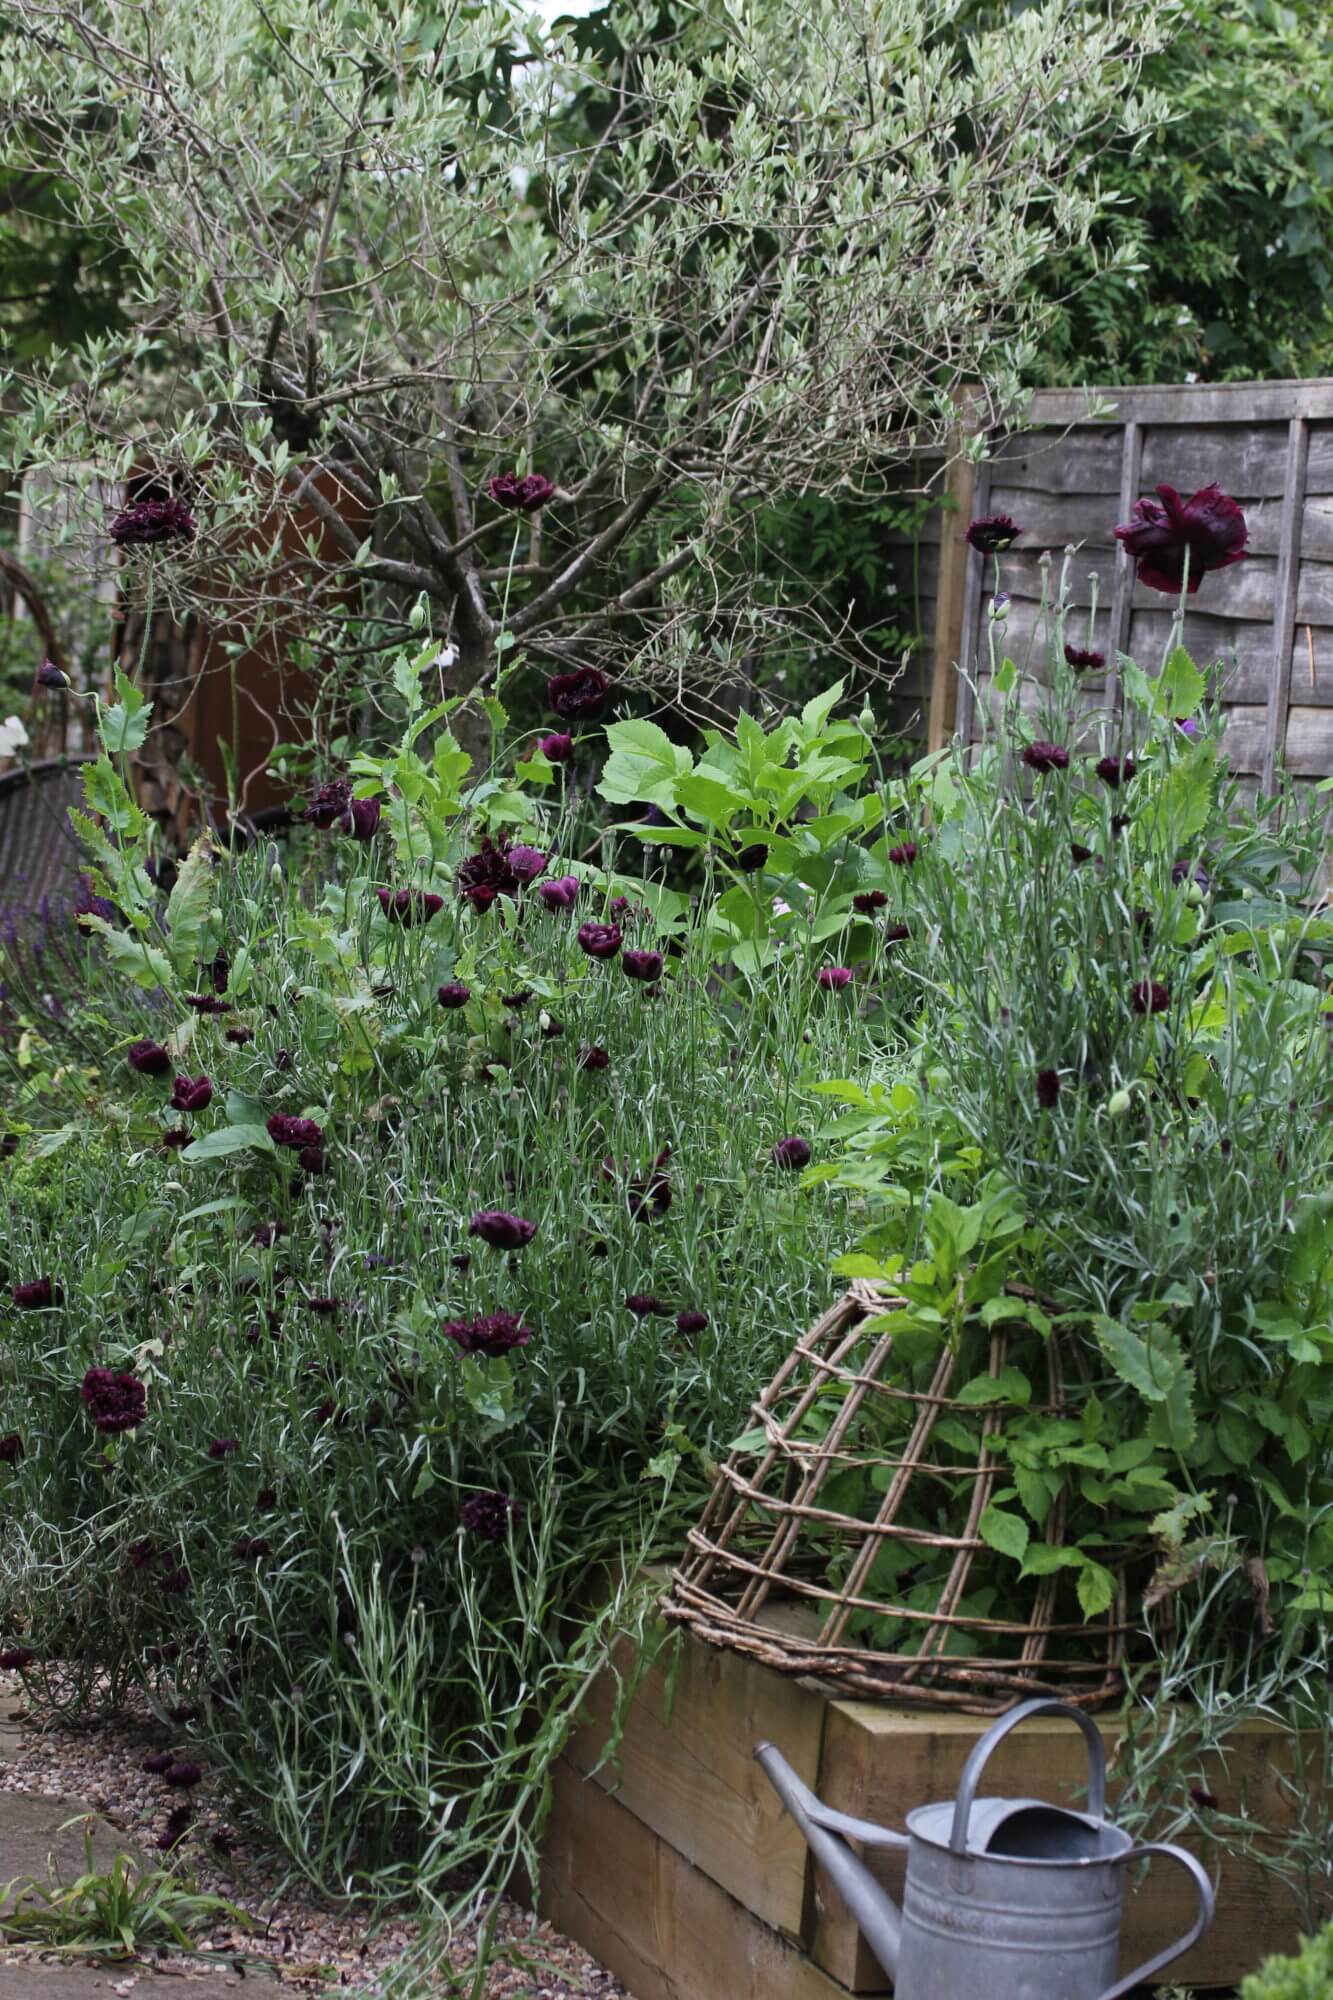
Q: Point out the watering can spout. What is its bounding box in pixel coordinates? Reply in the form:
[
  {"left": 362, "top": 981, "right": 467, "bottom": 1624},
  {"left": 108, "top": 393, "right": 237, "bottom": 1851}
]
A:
[{"left": 755, "top": 1741, "right": 906, "bottom": 1983}]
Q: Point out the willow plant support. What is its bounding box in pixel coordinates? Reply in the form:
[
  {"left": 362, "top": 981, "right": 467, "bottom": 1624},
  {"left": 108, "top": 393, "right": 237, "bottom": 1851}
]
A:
[{"left": 664, "top": 1283, "right": 1135, "bottom": 1714}]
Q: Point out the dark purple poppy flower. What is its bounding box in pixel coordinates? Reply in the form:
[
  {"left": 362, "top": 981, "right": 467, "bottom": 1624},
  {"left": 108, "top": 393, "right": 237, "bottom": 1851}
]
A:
[
  {"left": 1095, "top": 755, "right": 1135, "bottom": 789},
  {"left": 469, "top": 1209, "right": 537, "bottom": 1250},
  {"left": 624, "top": 1293, "right": 671, "bottom": 1317},
  {"left": 538, "top": 731, "right": 573, "bottom": 762},
  {"left": 0, "top": 1433, "right": 23, "bottom": 1465},
  {"left": 0, "top": 1647, "right": 35, "bottom": 1671},
  {"left": 438, "top": 982, "right": 471, "bottom": 1009},
  {"left": 141, "top": 1751, "right": 174, "bottom": 1775},
  {"left": 1023, "top": 741, "right": 1069, "bottom": 773},
  {"left": 346, "top": 797, "right": 382, "bottom": 839},
  {"left": 207, "top": 1438, "right": 240, "bottom": 1460},
  {"left": 578, "top": 921, "right": 622, "bottom": 960},
  {"left": 1035, "top": 1068, "right": 1062, "bottom": 1110},
  {"left": 728, "top": 842, "right": 766, "bottom": 875},
  {"left": 464, "top": 884, "right": 498, "bottom": 916},
  {"left": 224, "top": 1025, "right": 254, "bottom": 1046},
  {"left": 12, "top": 1278, "right": 60, "bottom": 1309},
  {"left": 162, "top": 1127, "right": 192, "bottom": 1149},
  {"left": 1064, "top": 643, "right": 1106, "bottom": 671},
  {"left": 128, "top": 1039, "right": 172, "bottom": 1077},
  {"left": 1110, "top": 813, "right": 1132, "bottom": 835},
  {"left": 578, "top": 1045, "right": 610, "bottom": 1071},
  {"left": 232, "top": 1536, "right": 272, "bottom": 1560},
  {"left": 1131, "top": 981, "right": 1171, "bottom": 1015},
  {"left": 377, "top": 887, "right": 444, "bottom": 926},
  {"left": 37, "top": 658, "right": 68, "bottom": 690},
  {"left": 883, "top": 922, "right": 911, "bottom": 945},
  {"left": 267, "top": 1113, "right": 324, "bottom": 1151},
  {"left": 305, "top": 1297, "right": 340, "bottom": 1315},
  {"left": 626, "top": 1151, "right": 672, "bottom": 1220},
  {"left": 547, "top": 669, "right": 610, "bottom": 722},
  {"left": 489, "top": 471, "right": 555, "bottom": 513},
  {"left": 297, "top": 1144, "right": 326, "bottom": 1175},
  {"left": 164, "top": 1761, "right": 203, "bottom": 1789},
  {"left": 964, "top": 515, "right": 1021, "bottom": 553},
  {"left": 771, "top": 1136, "right": 812, "bottom": 1170},
  {"left": 853, "top": 889, "right": 888, "bottom": 913},
  {"left": 887, "top": 841, "right": 917, "bottom": 867},
  {"left": 170, "top": 1074, "right": 213, "bottom": 1113},
  {"left": 186, "top": 994, "right": 232, "bottom": 1015},
  {"left": 303, "top": 777, "right": 353, "bottom": 829},
  {"left": 256, "top": 1486, "right": 278, "bottom": 1510},
  {"left": 81, "top": 1367, "right": 146, "bottom": 1433},
  {"left": 675, "top": 1309, "right": 709, "bottom": 1336},
  {"left": 538, "top": 874, "right": 581, "bottom": 911},
  {"left": 444, "top": 1312, "right": 533, "bottom": 1358},
  {"left": 109, "top": 497, "right": 197, "bottom": 547},
  {"left": 508, "top": 844, "right": 548, "bottom": 885},
  {"left": 1070, "top": 843, "right": 1094, "bottom": 865},
  {"left": 502, "top": 990, "right": 533, "bottom": 1011},
  {"left": 623, "top": 947, "right": 663, "bottom": 982},
  {"left": 461, "top": 1491, "right": 524, "bottom": 1541},
  {"left": 817, "top": 966, "right": 853, "bottom": 991},
  {"left": 1114, "top": 483, "right": 1248, "bottom": 594},
  {"left": 1190, "top": 1786, "right": 1221, "bottom": 1811},
  {"left": 126, "top": 1538, "right": 155, "bottom": 1569}
]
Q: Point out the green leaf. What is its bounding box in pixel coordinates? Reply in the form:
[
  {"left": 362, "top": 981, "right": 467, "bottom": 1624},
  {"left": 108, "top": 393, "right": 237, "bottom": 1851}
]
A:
[
  {"left": 180, "top": 1123, "right": 275, "bottom": 1163},
  {"left": 79, "top": 915, "right": 174, "bottom": 990},
  {"left": 1020, "top": 1543, "right": 1084, "bottom": 1576},
  {"left": 797, "top": 678, "right": 845, "bottom": 739},
  {"left": 597, "top": 720, "right": 694, "bottom": 807},
  {"left": 225, "top": 1090, "right": 268, "bottom": 1126},
  {"left": 515, "top": 750, "right": 554, "bottom": 786},
  {"left": 1155, "top": 644, "right": 1206, "bottom": 719},
  {"left": 1076, "top": 1560, "right": 1116, "bottom": 1619},
  {"left": 674, "top": 771, "right": 751, "bottom": 829},
  {"left": 978, "top": 1505, "right": 1029, "bottom": 1564},
  {"left": 1014, "top": 1465, "right": 1056, "bottom": 1528},
  {"left": 392, "top": 638, "right": 437, "bottom": 714},
  {"left": 956, "top": 1366, "right": 1032, "bottom": 1407},
  {"left": 1094, "top": 1315, "right": 1189, "bottom": 1406},
  {"left": 992, "top": 656, "right": 1017, "bottom": 694},
  {"left": 164, "top": 837, "right": 216, "bottom": 974},
  {"left": 99, "top": 669, "right": 152, "bottom": 754}
]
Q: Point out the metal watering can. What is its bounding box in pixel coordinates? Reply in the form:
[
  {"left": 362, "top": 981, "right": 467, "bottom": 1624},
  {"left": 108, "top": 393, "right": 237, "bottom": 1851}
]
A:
[{"left": 757, "top": 1696, "right": 1215, "bottom": 2000}]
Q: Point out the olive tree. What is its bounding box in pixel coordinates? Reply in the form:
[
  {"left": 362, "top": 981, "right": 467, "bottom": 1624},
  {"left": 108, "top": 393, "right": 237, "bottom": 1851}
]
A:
[{"left": 1, "top": 0, "right": 1169, "bottom": 757}]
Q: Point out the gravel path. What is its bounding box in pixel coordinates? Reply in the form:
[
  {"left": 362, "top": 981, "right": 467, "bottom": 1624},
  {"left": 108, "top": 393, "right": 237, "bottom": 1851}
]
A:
[{"left": 0, "top": 1675, "right": 629, "bottom": 1999}]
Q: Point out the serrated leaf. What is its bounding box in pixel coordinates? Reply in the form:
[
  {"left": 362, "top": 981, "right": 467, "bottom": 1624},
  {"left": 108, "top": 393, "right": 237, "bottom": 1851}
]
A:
[
  {"left": 597, "top": 719, "right": 694, "bottom": 807},
  {"left": 164, "top": 836, "right": 215, "bottom": 974},
  {"left": 1020, "top": 1543, "right": 1084, "bottom": 1576},
  {"left": 956, "top": 1366, "right": 1031, "bottom": 1407},
  {"left": 1076, "top": 1559, "right": 1116, "bottom": 1619},
  {"left": 797, "top": 678, "right": 845, "bottom": 739},
  {"left": 99, "top": 669, "right": 152, "bottom": 755},
  {"left": 1094, "top": 1315, "right": 1188, "bottom": 1405},
  {"left": 1155, "top": 645, "right": 1206, "bottom": 719},
  {"left": 80, "top": 914, "right": 174, "bottom": 990},
  {"left": 675, "top": 771, "right": 750, "bottom": 829},
  {"left": 978, "top": 1504, "right": 1029, "bottom": 1563}
]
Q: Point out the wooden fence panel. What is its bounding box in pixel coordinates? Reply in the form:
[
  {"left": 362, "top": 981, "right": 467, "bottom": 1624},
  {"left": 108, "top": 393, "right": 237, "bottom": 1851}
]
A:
[{"left": 918, "top": 380, "right": 1333, "bottom": 794}]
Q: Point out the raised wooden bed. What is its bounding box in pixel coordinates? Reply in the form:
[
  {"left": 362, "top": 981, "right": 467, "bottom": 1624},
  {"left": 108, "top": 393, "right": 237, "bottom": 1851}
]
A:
[{"left": 540, "top": 1610, "right": 1322, "bottom": 1998}]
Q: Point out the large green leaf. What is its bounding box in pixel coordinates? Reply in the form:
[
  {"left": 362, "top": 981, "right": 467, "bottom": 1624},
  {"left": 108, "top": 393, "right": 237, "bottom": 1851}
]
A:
[
  {"left": 164, "top": 836, "right": 216, "bottom": 975},
  {"left": 597, "top": 720, "right": 694, "bottom": 807},
  {"left": 1095, "top": 1314, "right": 1189, "bottom": 1405},
  {"left": 978, "top": 1504, "right": 1029, "bottom": 1564},
  {"left": 98, "top": 668, "right": 152, "bottom": 755},
  {"left": 1155, "top": 644, "right": 1206, "bottom": 718},
  {"left": 79, "top": 914, "right": 174, "bottom": 990},
  {"left": 181, "top": 1123, "right": 275, "bottom": 1163}
]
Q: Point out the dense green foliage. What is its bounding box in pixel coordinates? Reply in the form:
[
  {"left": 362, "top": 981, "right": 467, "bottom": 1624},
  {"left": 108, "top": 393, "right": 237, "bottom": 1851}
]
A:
[{"left": 1241, "top": 1923, "right": 1333, "bottom": 2000}]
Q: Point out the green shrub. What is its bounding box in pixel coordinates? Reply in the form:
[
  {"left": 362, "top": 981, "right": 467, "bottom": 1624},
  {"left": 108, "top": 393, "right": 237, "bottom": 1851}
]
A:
[{"left": 1241, "top": 1923, "right": 1333, "bottom": 2000}]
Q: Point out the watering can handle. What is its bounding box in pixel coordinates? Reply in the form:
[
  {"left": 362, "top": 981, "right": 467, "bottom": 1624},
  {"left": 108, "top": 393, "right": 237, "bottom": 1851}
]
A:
[
  {"left": 1095, "top": 1842, "right": 1217, "bottom": 2000},
  {"left": 949, "top": 1697, "right": 1107, "bottom": 1854}
]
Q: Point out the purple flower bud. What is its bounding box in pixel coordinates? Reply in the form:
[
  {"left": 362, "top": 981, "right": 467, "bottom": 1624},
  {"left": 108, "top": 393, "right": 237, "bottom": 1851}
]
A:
[
  {"left": 538, "top": 874, "right": 581, "bottom": 911},
  {"left": 0, "top": 1647, "right": 35, "bottom": 1671},
  {"left": 887, "top": 841, "right": 917, "bottom": 867},
  {"left": 377, "top": 887, "right": 444, "bottom": 926},
  {"left": 770, "top": 1136, "right": 812, "bottom": 1170},
  {"left": 1035, "top": 1068, "right": 1061, "bottom": 1109},
  {"left": 623, "top": 947, "right": 663, "bottom": 982},
  {"left": 853, "top": 890, "right": 888, "bottom": 913},
  {"left": 964, "top": 515, "right": 1021, "bottom": 553},
  {"left": 297, "top": 1144, "right": 326, "bottom": 1175},
  {"left": 817, "top": 966, "right": 853, "bottom": 991},
  {"left": 11, "top": 1278, "right": 60, "bottom": 1309},
  {"left": 185, "top": 994, "right": 232, "bottom": 1015},
  {"left": 36, "top": 658, "right": 68, "bottom": 690},
  {"left": 224, "top": 1025, "right": 254, "bottom": 1046},
  {"left": 208, "top": 1438, "right": 240, "bottom": 1459},
  {"left": 437, "top": 982, "right": 471, "bottom": 1009},
  {"left": 538, "top": 731, "right": 573, "bottom": 762},
  {"left": 675, "top": 1309, "right": 710, "bottom": 1336},
  {"left": 170, "top": 1074, "right": 213, "bottom": 1113},
  {"left": 624, "top": 1293, "right": 671, "bottom": 1317},
  {"left": 162, "top": 1127, "right": 192, "bottom": 1149},
  {"left": 1023, "top": 741, "right": 1069, "bottom": 773},
  {"left": 1095, "top": 755, "right": 1135, "bottom": 789},
  {"left": 128, "top": 1039, "right": 172, "bottom": 1076},
  {"left": 0, "top": 1433, "right": 24, "bottom": 1464},
  {"left": 1131, "top": 980, "right": 1171, "bottom": 1015},
  {"left": 577, "top": 1045, "right": 610, "bottom": 1071},
  {"left": 444, "top": 1312, "right": 533, "bottom": 1357},
  {"left": 1065, "top": 644, "right": 1105, "bottom": 671},
  {"left": 547, "top": 669, "right": 610, "bottom": 721},
  {"left": 734, "top": 843, "right": 768, "bottom": 873},
  {"left": 884, "top": 922, "right": 910, "bottom": 944},
  {"left": 81, "top": 1367, "right": 147, "bottom": 1433},
  {"left": 468, "top": 1209, "right": 537, "bottom": 1250},
  {"left": 142, "top": 1751, "right": 174, "bottom": 1775},
  {"left": 578, "top": 921, "right": 622, "bottom": 960},
  {"left": 347, "top": 798, "right": 381, "bottom": 840},
  {"left": 1174, "top": 717, "right": 1201, "bottom": 739},
  {"left": 488, "top": 471, "right": 555, "bottom": 513},
  {"left": 1069, "top": 843, "right": 1094, "bottom": 865},
  {"left": 164, "top": 1761, "right": 203, "bottom": 1789}
]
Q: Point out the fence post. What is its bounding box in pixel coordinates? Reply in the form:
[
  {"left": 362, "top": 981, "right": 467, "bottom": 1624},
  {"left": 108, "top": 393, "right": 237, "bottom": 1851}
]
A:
[{"left": 927, "top": 391, "right": 981, "bottom": 751}]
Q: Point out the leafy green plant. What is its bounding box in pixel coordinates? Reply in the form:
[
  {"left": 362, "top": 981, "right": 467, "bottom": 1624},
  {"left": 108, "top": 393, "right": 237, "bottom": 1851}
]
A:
[
  {"left": 1241, "top": 1923, "right": 1333, "bottom": 2000},
  {"left": 0, "top": 1824, "right": 249, "bottom": 1962}
]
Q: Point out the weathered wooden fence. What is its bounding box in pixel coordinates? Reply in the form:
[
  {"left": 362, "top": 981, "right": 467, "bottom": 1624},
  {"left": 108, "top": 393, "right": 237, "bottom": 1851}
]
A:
[{"left": 880, "top": 379, "right": 1333, "bottom": 797}]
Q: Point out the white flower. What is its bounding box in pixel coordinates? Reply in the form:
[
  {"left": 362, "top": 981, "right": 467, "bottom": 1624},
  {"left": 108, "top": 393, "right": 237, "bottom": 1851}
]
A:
[{"left": 0, "top": 715, "right": 30, "bottom": 758}]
